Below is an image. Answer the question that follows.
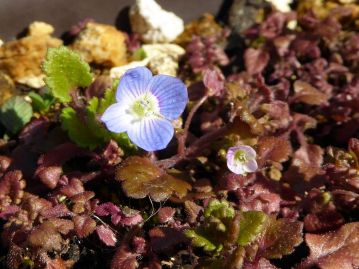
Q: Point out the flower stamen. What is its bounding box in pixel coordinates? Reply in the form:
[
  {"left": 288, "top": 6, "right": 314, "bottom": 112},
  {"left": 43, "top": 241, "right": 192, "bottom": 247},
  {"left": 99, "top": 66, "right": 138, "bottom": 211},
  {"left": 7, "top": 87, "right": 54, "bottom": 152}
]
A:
[
  {"left": 130, "top": 92, "right": 160, "bottom": 119},
  {"left": 234, "top": 150, "right": 247, "bottom": 163}
]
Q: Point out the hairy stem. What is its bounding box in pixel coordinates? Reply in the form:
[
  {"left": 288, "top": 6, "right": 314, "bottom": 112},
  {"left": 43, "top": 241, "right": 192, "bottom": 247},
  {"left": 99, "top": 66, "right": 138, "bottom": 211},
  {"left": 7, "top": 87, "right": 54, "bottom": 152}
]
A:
[{"left": 177, "top": 94, "right": 209, "bottom": 157}]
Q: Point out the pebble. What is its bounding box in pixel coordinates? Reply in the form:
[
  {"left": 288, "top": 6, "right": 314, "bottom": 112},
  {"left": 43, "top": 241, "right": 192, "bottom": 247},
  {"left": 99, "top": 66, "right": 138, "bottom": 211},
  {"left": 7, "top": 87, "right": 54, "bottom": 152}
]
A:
[
  {"left": 130, "top": 0, "right": 184, "bottom": 43},
  {"left": 71, "top": 22, "right": 127, "bottom": 67},
  {"left": 110, "top": 43, "right": 185, "bottom": 78},
  {"left": 0, "top": 21, "right": 62, "bottom": 88}
]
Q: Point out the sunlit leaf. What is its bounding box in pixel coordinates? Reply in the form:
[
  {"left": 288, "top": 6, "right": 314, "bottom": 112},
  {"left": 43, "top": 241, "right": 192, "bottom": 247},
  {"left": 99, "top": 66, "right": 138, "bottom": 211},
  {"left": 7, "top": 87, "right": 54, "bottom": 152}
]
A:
[
  {"left": 184, "top": 229, "right": 218, "bottom": 252},
  {"left": 293, "top": 80, "right": 329, "bottom": 106},
  {"left": 43, "top": 46, "right": 93, "bottom": 103},
  {"left": 257, "top": 136, "right": 292, "bottom": 165},
  {"left": 116, "top": 157, "right": 191, "bottom": 202},
  {"left": 238, "top": 211, "right": 267, "bottom": 246}
]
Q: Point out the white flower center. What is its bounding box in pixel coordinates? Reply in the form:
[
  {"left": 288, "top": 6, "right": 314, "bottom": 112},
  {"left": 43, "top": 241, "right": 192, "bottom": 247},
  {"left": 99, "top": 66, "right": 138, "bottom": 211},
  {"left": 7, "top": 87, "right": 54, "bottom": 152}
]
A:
[
  {"left": 130, "top": 92, "right": 160, "bottom": 120},
  {"left": 234, "top": 150, "right": 248, "bottom": 163}
]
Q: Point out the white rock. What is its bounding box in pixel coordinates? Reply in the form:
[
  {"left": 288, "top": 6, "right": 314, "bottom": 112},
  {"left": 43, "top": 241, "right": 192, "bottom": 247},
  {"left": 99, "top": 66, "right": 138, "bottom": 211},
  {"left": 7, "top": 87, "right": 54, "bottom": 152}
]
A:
[
  {"left": 130, "top": 0, "right": 184, "bottom": 43},
  {"left": 266, "top": 0, "right": 292, "bottom": 13},
  {"left": 110, "top": 58, "right": 149, "bottom": 79},
  {"left": 143, "top": 44, "right": 185, "bottom": 76},
  {"left": 110, "top": 43, "right": 185, "bottom": 78},
  {"left": 142, "top": 44, "right": 185, "bottom": 59},
  {"left": 17, "top": 74, "right": 45, "bottom": 89}
]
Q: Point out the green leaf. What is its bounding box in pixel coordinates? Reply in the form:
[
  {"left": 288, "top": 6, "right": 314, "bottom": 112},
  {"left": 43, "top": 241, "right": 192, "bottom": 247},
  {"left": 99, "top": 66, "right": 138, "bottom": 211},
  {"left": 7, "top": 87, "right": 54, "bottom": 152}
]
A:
[
  {"left": 60, "top": 88, "right": 134, "bottom": 151},
  {"left": 88, "top": 91, "right": 135, "bottom": 151},
  {"left": 184, "top": 229, "right": 219, "bottom": 252},
  {"left": 43, "top": 46, "right": 93, "bottom": 103},
  {"left": 28, "top": 90, "right": 55, "bottom": 113},
  {"left": 204, "top": 200, "right": 235, "bottom": 220},
  {"left": 132, "top": 48, "right": 147, "bottom": 61},
  {"left": 0, "top": 96, "right": 33, "bottom": 134},
  {"left": 91, "top": 88, "right": 116, "bottom": 115},
  {"left": 238, "top": 211, "right": 267, "bottom": 246},
  {"left": 61, "top": 107, "right": 105, "bottom": 149},
  {"left": 185, "top": 200, "right": 237, "bottom": 252},
  {"left": 203, "top": 200, "right": 235, "bottom": 232}
]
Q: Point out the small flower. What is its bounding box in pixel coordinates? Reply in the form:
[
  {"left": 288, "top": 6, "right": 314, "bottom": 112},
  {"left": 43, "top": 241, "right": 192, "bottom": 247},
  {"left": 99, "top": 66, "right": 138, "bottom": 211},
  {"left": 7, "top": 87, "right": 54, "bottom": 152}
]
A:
[
  {"left": 226, "top": 145, "right": 258, "bottom": 175},
  {"left": 101, "top": 67, "right": 188, "bottom": 151}
]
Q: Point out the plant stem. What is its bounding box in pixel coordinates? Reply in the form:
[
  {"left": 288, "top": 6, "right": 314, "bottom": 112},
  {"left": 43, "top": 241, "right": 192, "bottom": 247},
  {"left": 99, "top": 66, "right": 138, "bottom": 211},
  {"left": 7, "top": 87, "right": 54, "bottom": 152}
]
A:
[{"left": 177, "top": 94, "right": 208, "bottom": 157}]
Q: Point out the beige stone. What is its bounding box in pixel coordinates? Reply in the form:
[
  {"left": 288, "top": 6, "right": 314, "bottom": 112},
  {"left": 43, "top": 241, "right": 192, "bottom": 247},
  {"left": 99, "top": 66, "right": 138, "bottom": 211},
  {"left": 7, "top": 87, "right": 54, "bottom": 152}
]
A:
[
  {"left": 0, "top": 72, "right": 16, "bottom": 105},
  {"left": 28, "top": 21, "right": 54, "bottom": 36},
  {"left": 143, "top": 44, "right": 185, "bottom": 76},
  {"left": 71, "top": 22, "right": 127, "bottom": 67},
  {"left": 0, "top": 23, "right": 62, "bottom": 88}
]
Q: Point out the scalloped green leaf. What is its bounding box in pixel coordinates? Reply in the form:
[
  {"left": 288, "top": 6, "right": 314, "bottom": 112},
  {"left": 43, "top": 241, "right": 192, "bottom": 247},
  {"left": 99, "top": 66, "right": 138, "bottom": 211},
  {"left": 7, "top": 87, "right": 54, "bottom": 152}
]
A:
[
  {"left": 0, "top": 96, "right": 33, "bottom": 134},
  {"left": 184, "top": 229, "right": 219, "bottom": 252},
  {"left": 43, "top": 46, "right": 93, "bottom": 103},
  {"left": 61, "top": 107, "right": 105, "bottom": 149},
  {"left": 28, "top": 90, "right": 55, "bottom": 113},
  {"left": 204, "top": 200, "right": 235, "bottom": 220},
  {"left": 238, "top": 211, "right": 267, "bottom": 246}
]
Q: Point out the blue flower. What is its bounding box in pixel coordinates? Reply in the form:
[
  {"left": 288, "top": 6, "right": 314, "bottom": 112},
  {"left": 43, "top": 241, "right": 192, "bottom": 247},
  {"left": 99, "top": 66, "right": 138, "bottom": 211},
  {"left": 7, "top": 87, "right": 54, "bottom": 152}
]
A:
[
  {"left": 226, "top": 145, "right": 258, "bottom": 175},
  {"left": 101, "top": 67, "right": 188, "bottom": 151}
]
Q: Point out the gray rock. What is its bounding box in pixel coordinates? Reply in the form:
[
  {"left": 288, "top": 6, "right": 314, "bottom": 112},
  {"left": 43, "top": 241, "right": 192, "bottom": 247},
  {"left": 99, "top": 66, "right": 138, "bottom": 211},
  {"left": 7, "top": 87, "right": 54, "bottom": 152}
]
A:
[{"left": 228, "top": 0, "right": 269, "bottom": 34}]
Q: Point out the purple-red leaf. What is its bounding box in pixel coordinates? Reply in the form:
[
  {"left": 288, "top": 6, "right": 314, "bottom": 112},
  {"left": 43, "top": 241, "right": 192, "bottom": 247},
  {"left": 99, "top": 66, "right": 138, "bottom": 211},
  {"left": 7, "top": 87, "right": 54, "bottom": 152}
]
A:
[
  {"left": 244, "top": 48, "right": 269, "bottom": 75},
  {"left": 257, "top": 136, "right": 292, "bottom": 166},
  {"left": 28, "top": 221, "right": 63, "bottom": 251},
  {"left": 293, "top": 80, "right": 329, "bottom": 106},
  {"left": 149, "top": 227, "right": 189, "bottom": 254},
  {"left": 157, "top": 207, "right": 175, "bottom": 223},
  {"left": 73, "top": 214, "right": 96, "bottom": 238},
  {"left": 96, "top": 225, "right": 117, "bottom": 247},
  {"left": 111, "top": 245, "right": 139, "bottom": 269},
  {"left": 261, "top": 217, "right": 303, "bottom": 259},
  {"left": 36, "top": 166, "right": 62, "bottom": 189},
  {"left": 203, "top": 68, "right": 225, "bottom": 96},
  {"left": 297, "top": 222, "right": 359, "bottom": 269}
]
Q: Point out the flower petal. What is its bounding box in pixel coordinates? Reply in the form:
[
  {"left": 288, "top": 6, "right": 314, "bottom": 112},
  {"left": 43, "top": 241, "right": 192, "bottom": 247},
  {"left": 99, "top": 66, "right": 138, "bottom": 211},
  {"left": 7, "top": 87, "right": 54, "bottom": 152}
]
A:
[
  {"left": 226, "top": 145, "right": 258, "bottom": 175},
  {"left": 101, "top": 103, "right": 132, "bottom": 133},
  {"left": 127, "top": 117, "right": 174, "bottom": 151},
  {"left": 244, "top": 159, "right": 258, "bottom": 173},
  {"left": 116, "top": 67, "right": 153, "bottom": 103},
  {"left": 227, "top": 161, "right": 247, "bottom": 175},
  {"left": 235, "top": 145, "right": 257, "bottom": 159},
  {"left": 148, "top": 75, "right": 188, "bottom": 120}
]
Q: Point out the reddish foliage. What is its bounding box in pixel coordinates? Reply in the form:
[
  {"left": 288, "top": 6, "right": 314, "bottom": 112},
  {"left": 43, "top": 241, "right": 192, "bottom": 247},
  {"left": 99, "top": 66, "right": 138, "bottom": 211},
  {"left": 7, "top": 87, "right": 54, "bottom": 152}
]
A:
[
  {"left": 73, "top": 215, "right": 96, "bottom": 238},
  {"left": 244, "top": 48, "right": 269, "bottom": 75},
  {"left": 96, "top": 225, "right": 117, "bottom": 247},
  {"left": 298, "top": 223, "right": 359, "bottom": 269},
  {"left": 111, "top": 245, "right": 139, "bottom": 269},
  {"left": 157, "top": 207, "right": 175, "bottom": 223},
  {"left": 149, "top": 227, "right": 189, "bottom": 254}
]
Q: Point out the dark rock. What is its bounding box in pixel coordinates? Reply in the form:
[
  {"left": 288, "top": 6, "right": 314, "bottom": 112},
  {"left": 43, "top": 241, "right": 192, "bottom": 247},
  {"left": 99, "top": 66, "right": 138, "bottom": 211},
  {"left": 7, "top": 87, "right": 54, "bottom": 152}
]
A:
[{"left": 228, "top": 0, "right": 270, "bottom": 33}]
